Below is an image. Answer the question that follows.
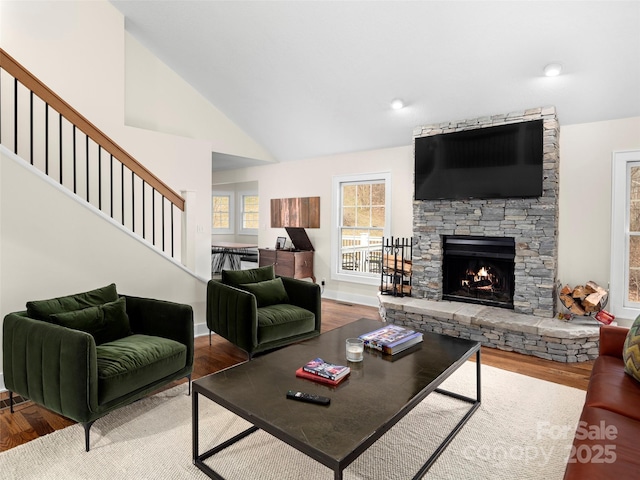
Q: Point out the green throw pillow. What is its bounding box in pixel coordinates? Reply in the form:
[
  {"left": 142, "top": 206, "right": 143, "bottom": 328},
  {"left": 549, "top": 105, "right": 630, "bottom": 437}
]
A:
[
  {"left": 26, "top": 283, "right": 119, "bottom": 321},
  {"left": 222, "top": 265, "right": 275, "bottom": 288},
  {"left": 623, "top": 314, "right": 640, "bottom": 383},
  {"left": 50, "top": 297, "right": 132, "bottom": 345},
  {"left": 239, "top": 277, "right": 289, "bottom": 307}
]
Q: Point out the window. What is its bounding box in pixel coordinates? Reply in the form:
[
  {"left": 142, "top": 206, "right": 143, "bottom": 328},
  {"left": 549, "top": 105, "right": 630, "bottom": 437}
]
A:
[
  {"left": 331, "top": 172, "right": 391, "bottom": 284},
  {"left": 238, "top": 193, "right": 259, "bottom": 235},
  {"left": 611, "top": 150, "right": 640, "bottom": 319},
  {"left": 212, "top": 192, "right": 233, "bottom": 234}
]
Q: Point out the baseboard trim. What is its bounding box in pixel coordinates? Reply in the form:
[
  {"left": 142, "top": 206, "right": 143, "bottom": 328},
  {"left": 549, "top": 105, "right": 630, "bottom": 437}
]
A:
[
  {"left": 0, "top": 372, "right": 5, "bottom": 393},
  {"left": 194, "top": 322, "right": 209, "bottom": 337},
  {"left": 321, "top": 289, "right": 379, "bottom": 308}
]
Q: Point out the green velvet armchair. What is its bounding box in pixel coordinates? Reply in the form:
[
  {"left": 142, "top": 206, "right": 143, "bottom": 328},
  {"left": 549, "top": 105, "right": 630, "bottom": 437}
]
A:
[
  {"left": 2, "top": 284, "right": 194, "bottom": 451},
  {"left": 206, "top": 265, "right": 321, "bottom": 358}
]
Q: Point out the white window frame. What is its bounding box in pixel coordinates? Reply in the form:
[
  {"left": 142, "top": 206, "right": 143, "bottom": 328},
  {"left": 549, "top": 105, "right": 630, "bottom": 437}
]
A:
[
  {"left": 212, "top": 191, "right": 234, "bottom": 235},
  {"left": 237, "top": 191, "right": 259, "bottom": 236},
  {"left": 610, "top": 150, "right": 640, "bottom": 319},
  {"left": 331, "top": 172, "right": 391, "bottom": 285}
]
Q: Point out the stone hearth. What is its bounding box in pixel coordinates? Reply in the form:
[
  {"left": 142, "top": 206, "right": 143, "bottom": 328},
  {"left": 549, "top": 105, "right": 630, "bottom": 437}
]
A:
[{"left": 379, "top": 295, "right": 601, "bottom": 362}]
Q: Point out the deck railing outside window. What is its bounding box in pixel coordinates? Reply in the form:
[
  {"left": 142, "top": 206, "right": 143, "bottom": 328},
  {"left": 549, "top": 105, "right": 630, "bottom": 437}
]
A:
[{"left": 340, "top": 235, "right": 383, "bottom": 274}]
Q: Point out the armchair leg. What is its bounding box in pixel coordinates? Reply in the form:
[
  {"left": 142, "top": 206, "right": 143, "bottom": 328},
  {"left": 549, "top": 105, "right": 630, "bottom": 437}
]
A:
[
  {"left": 187, "top": 374, "right": 192, "bottom": 396},
  {"left": 9, "top": 391, "right": 13, "bottom": 413},
  {"left": 209, "top": 329, "right": 211, "bottom": 346},
  {"left": 82, "top": 421, "right": 95, "bottom": 452}
]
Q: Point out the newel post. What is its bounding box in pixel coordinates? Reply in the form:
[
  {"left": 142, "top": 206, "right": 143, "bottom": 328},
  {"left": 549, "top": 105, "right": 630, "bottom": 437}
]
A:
[{"left": 181, "top": 190, "right": 197, "bottom": 271}]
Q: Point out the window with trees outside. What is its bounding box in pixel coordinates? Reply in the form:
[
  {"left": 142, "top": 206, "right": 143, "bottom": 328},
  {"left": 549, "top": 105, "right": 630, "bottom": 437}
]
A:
[
  {"left": 332, "top": 172, "right": 391, "bottom": 284},
  {"left": 239, "top": 193, "right": 259, "bottom": 234},
  {"left": 611, "top": 150, "right": 640, "bottom": 319},
  {"left": 212, "top": 193, "right": 233, "bottom": 234}
]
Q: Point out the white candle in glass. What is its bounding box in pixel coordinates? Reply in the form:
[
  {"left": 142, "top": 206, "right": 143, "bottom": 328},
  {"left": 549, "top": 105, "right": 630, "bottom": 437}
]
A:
[{"left": 346, "top": 338, "right": 364, "bottom": 362}]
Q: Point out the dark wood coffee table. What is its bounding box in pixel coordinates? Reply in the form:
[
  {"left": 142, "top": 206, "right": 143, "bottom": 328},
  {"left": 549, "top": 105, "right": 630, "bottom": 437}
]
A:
[{"left": 192, "top": 318, "right": 481, "bottom": 480}]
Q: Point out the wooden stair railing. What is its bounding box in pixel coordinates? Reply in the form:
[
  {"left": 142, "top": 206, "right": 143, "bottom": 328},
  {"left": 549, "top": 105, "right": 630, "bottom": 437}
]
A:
[{"left": 0, "top": 49, "right": 185, "bottom": 258}]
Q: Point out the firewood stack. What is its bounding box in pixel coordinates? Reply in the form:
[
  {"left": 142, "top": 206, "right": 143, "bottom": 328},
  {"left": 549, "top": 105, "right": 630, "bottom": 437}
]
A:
[{"left": 559, "top": 281, "right": 608, "bottom": 316}]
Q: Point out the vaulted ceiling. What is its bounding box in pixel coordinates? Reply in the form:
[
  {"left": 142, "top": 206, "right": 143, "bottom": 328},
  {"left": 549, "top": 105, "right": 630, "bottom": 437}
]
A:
[{"left": 111, "top": 1, "right": 640, "bottom": 165}]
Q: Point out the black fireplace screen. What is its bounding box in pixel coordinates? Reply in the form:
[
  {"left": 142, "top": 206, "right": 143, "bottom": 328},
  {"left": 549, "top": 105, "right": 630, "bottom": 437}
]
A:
[{"left": 442, "top": 235, "right": 515, "bottom": 309}]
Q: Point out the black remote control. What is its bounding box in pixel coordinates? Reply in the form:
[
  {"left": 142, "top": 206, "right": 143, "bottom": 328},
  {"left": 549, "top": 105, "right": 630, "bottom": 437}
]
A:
[{"left": 286, "top": 390, "right": 330, "bottom": 405}]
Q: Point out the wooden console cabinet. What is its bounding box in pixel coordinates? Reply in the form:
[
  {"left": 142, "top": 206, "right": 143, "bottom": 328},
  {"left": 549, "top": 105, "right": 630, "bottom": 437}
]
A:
[{"left": 259, "top": 249, "right": 315, "bottom": 283}]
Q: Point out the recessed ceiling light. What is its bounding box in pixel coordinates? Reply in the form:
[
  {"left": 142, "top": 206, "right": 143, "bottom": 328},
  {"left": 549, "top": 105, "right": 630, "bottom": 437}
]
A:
[
  {"left": 543, "top": 63, "right": 562, "bottom": 77},
  {"left": 391, "top": 98, "right": 405, "bottom": 110}
]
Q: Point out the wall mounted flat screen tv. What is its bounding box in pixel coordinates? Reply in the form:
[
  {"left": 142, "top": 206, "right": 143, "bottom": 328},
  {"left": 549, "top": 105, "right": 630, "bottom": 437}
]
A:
[{"left": 414, "top": 119, "right": 543, "bottom": 200}]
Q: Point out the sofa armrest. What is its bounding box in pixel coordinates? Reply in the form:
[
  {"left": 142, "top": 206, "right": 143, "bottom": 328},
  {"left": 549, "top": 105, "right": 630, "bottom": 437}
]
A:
[
  {"left": 122, "top": 295, "right": 194, "bottom": 370},
  {"left": 280, "top": 276, "right": 322, "bottom": 332},
  {"left": 206, "top": 280, "right": 258, "bottom": 353},
  {"left": 599, "top": 325, "right": 629, "bottom": 358},
  {"left": 2, "top": 312, "right": 99, "bottom": 422}
]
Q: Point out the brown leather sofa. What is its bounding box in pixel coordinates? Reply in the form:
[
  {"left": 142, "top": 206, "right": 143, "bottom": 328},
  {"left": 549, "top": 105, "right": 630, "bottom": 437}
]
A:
[{"left": 563, "top": 325, "right": 640, "bottom": 479}]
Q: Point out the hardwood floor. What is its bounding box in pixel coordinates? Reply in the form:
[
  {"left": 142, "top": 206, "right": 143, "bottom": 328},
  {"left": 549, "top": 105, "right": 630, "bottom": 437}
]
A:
[{"left": 0, "top": 298, "right": 593, "bottom": 452}]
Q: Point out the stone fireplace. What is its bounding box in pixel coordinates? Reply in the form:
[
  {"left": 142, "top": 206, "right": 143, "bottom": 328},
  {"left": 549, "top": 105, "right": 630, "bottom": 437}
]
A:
[
  {"left": 412, "top": 106, "right": 559, "bottom": 318},
  {"left": 378, "top": 106, "right": 601, "bottom": 363}
]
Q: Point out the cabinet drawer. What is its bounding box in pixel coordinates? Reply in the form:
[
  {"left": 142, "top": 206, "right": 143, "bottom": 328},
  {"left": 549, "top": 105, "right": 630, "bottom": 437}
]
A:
[{"left": 259, "top": 249, "right": 276, "bottom": 267}]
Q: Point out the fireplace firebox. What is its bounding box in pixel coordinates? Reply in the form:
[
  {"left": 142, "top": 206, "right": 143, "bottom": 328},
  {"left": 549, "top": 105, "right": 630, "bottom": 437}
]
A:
[{"left": 442, "top": 235, "right": 515, "bottom": 309}]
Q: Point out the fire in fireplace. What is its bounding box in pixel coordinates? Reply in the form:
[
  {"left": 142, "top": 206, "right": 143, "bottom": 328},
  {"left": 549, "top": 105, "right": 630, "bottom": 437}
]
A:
[{"left": 442, "top": 235, "right": 515, "bottom": 309}]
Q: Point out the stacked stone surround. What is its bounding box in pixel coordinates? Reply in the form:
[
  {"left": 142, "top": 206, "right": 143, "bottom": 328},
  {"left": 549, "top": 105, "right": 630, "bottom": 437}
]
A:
[
  {"left": 379, "top": 295, "right": 601, "bottom": 362},
  {"left": 412, "top": 106, "right": 560, "bottom": 318},
  {"left": 401, "top": 106, "right": 599, "bottom": 362}
]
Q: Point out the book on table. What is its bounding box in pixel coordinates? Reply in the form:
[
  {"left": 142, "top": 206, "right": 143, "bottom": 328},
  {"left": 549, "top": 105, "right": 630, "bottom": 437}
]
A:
[
  {"left": 358, "top": 324, "right": 423, "bottom": 355},
  {"left": 301, "top": 357, "right": 350, "bottom": 381},
  {"left": 295, "top": 367, "right": 349, "bottom": 386}
]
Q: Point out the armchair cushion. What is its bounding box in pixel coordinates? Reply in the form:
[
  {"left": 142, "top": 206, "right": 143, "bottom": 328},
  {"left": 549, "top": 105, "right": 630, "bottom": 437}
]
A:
[
  {"left": 50, "top": 297, "right": 132, "bottom": 345},
  {"left": 222, "top": 265, "right": 274, "bottom": 287},
  {"left": 258, "top": 304, "right": 316, "bottom": 344},
  {"left": 240, "top": 277, "right": 290, "bottom": 307},
  {"left": 26, "top": 283, "right": 119, "bottom": 321},
  {"left": 96, "top": 334, "right": 187, "bottom": 405}
]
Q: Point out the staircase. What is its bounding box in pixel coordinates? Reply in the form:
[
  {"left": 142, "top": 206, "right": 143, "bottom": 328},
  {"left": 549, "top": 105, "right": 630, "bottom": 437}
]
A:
[{"left": 0, "top": 49, "right": 185, "bottom": 260}]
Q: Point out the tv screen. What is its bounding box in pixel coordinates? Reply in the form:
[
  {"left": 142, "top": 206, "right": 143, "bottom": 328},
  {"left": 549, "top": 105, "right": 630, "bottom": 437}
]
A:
[{"left": 414, "top": 120, "right": 543, "bottom": 200}]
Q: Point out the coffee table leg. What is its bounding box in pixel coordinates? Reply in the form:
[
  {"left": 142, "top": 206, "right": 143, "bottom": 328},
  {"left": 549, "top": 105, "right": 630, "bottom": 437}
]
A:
[
  {"left": 415, "top": 348, "right": 481, "bottom": 479},
  {"left": 192, "top": 390, "right": 199, "bottom": 464},
  {"left": 476, "top": 349, "right": 482, "bottom": 403},
  {"left": 192, "top": 391, "right": 260, "bottom": 480}
]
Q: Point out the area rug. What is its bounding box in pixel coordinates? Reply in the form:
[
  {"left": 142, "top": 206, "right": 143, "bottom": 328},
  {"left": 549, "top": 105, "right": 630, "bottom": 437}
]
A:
[{"left": 0, "top": 362, "right": 585, "bottom": 480}]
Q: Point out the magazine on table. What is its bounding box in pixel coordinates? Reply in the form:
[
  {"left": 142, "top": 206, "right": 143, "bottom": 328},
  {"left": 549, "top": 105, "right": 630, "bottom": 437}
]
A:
[
  {"left": 301, "top": 357, "right": 350, "bottom": 381},
  {"left": 359, "top": 324, "right": 423, "bottom": 355},
  {"left": 295, "top": 367, "right": 349, "bottom": 386}
]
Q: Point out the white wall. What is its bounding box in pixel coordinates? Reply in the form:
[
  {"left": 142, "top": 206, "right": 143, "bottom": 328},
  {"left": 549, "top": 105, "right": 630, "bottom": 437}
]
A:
[
  {"left": 215, "top": 145, "right": 415, "bottom": 305},
  {"left": 558, "top": 117, "right": 640, "bottom": 289},
  {"left": 124, "top": 33, "right": 274, "bottom": 163},
  {"left": 1, "top": 1, "right": 125, "bottom": 138}
]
